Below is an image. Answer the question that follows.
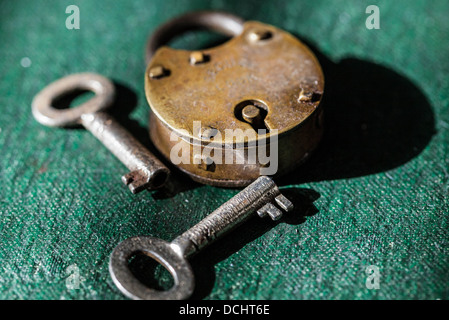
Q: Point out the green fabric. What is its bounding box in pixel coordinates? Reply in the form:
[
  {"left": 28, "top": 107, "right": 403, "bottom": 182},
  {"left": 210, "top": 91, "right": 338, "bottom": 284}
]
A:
[{"left": 1, "top": 0, "right": 448, "bottom": 300}]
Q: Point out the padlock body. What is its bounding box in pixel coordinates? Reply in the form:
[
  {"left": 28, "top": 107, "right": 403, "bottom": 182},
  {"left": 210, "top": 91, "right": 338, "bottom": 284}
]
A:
[{"left": 145, "top": 21, "right": 325, "bottom": 187}]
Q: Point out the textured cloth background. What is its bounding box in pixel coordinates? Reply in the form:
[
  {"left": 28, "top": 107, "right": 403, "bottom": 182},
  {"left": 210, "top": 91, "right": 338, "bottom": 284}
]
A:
[{"left": 0, "top": 0, "right": 448, "bottom": 299}]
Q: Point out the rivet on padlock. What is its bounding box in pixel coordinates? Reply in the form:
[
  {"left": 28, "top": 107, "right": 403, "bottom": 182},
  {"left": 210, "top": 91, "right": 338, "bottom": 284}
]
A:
[{"left": 145, "top": 11, "right": 325, "bottom": 187}]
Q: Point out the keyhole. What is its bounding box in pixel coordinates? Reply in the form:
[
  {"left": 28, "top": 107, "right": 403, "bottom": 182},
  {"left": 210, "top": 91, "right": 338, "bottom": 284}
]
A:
[{"left": 235, "top": 100, "right": 269, "bottom": 132}]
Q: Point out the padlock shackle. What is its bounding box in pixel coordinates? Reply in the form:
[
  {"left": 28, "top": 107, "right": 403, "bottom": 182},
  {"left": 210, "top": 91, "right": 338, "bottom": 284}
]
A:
[{"left": 145, "top": 11, "right": 245, "bottom": 64}]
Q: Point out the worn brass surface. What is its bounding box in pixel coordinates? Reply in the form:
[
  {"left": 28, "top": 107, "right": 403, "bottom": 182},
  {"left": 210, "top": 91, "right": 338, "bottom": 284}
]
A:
[{"left": 145, "top": 20, "right": 324, "bottom": 187}]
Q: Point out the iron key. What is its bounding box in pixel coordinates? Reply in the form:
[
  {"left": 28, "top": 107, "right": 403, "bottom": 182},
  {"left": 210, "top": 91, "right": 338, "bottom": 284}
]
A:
[
  {"left": 109, "top": 175, "right": 293, "bottom": 300},
  {"left": 32, "top": 73, "right": 169, "bottom": 193}
]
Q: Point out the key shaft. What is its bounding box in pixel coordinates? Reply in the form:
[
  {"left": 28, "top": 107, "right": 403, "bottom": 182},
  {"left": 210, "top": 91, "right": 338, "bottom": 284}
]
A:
[
  {"left": 171, "top": 175, "right": 291, "bottom": 257},
  {"left": 81, "top": 111, "right": 169, "bottom": 193}
]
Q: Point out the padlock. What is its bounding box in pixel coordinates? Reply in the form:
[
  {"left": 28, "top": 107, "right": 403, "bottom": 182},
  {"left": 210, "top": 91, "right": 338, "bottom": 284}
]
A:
[{"left": 145, "top": 11, "right": 324, "bottom": 187}]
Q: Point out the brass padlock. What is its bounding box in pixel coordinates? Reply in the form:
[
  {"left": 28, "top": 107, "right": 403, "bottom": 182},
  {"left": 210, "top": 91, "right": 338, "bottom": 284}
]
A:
[{"left": 145, "top": 11, "right": 324, "bottom": 187}]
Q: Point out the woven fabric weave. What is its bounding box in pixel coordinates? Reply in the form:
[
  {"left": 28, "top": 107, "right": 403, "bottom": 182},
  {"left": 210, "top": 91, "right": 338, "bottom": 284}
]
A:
[{"left": 0, "top": 0, "right": 447, "bottom": 299}]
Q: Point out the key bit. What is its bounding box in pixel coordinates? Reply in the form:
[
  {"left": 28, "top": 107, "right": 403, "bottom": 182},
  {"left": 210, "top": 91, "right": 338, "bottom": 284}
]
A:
[
  {"left": 122, "top": 169, "right": 152, "bottom": 194},
  {"left": 257, "top": 194, "right": 293, "bottom": 221},
  {"left": 275, "top": 194, "right": 294, "bottom": 212},
  {"left": 257, "top": 202, "right": 283, "bottom": 221}
]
